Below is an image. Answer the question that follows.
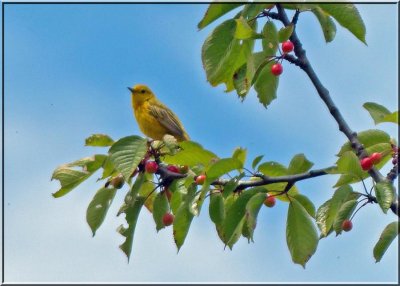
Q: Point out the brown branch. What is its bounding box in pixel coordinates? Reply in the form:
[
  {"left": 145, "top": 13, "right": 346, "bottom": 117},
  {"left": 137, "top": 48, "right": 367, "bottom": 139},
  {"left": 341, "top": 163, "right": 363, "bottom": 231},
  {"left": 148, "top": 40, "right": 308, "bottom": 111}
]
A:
[
  {"left": 271, "top": 3, "right": 397, "bottom": 216},
  {"left": 211, "top": 167, "right": 329, "bottom": 189},
  {"left": 158, "top": 161, "right": 398, "bottom": 216},
  {"left": 275, "top": 4, "right": 386, "bottom": 180}
]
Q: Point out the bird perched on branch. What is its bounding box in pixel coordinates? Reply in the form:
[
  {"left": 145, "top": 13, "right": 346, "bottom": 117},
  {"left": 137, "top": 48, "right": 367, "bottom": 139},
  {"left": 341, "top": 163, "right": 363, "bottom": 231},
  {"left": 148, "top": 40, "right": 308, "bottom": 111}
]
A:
[{"left": 128, "top": 84, "right": 190, "bottom": 142}]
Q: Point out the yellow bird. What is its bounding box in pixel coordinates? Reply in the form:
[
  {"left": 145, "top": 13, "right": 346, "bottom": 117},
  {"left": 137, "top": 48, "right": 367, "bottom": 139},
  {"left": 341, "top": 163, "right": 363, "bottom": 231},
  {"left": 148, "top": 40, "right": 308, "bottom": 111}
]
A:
[{"left": 128, "top": 84, "right": 190, "bottom": 142}]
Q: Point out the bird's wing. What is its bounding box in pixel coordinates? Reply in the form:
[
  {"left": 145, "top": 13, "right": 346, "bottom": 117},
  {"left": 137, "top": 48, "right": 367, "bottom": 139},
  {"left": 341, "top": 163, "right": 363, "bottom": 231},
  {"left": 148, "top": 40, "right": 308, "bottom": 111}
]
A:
[{"left": 148, "top": 103, "right": 186, "bottom": 138}]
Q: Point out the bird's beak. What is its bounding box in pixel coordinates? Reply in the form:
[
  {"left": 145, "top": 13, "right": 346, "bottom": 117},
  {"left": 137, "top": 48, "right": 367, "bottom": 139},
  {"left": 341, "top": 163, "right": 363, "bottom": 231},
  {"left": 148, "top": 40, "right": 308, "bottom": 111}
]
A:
[{"left": 127, "top": 87, "right": 134, "bottom": 93}]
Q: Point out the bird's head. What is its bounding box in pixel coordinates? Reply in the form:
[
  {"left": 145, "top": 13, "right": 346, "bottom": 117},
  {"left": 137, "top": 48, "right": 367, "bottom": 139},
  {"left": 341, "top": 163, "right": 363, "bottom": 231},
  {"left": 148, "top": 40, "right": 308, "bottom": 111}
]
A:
[
  {"left": 128, "top": 84, "right": 156, "bottom": 108},
  {"left": 128, "top": 84, "right": 155, "bottom": 99}
]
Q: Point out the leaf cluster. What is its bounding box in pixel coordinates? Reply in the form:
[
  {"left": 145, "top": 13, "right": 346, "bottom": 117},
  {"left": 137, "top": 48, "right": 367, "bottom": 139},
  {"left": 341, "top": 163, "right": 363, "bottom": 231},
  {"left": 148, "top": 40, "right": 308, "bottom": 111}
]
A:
[{"left": 199, "top": 3, "right": 366, "bottom": 108}]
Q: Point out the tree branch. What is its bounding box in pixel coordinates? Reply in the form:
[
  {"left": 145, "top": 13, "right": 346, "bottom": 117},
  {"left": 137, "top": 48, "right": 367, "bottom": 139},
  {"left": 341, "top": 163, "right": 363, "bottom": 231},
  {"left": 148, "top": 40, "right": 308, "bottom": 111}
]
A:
[
  {"left": 275, "top": 4, "right": 386, "bottom": 180},
  {"left": 272, "top": 4, "right": 397, "bottom": 216},
  {"left": 157, "top": 160, "right": 398, "bottom": 216},
  {"left": 211, "top": 167, "right": 329, "bottom": 188}
]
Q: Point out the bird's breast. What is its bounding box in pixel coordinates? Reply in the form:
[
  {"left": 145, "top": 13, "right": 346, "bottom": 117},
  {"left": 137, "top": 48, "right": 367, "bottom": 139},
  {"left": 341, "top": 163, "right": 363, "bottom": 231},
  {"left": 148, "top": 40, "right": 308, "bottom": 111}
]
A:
[{"left": 133, "top": 102, "right": 167, "bottom": 140}]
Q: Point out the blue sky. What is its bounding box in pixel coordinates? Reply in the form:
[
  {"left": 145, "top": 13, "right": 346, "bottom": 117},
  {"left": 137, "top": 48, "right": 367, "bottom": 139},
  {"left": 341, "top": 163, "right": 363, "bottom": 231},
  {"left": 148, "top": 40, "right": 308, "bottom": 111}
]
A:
[{"left": 2, "top": 3, "right": 398, "bottom": 283}]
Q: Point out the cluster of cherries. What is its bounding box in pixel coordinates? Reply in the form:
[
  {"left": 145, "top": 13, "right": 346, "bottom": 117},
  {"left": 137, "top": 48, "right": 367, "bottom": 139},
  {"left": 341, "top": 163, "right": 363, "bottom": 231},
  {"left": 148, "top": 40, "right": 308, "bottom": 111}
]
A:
[
  {"left": 387, "top": 145, "right": 399, "bottom": 181},
  {"left": 345, "top": 147, "right": 399, "bottom": 233},
  {"left": 360, "top": 152, "right": 382, "bottom": 171},
  {"left": 144, "top": 160, "right": 206, "bottom": 226},
  {"left": 270, "top": 40, "right": 294, "bottom": 76}
]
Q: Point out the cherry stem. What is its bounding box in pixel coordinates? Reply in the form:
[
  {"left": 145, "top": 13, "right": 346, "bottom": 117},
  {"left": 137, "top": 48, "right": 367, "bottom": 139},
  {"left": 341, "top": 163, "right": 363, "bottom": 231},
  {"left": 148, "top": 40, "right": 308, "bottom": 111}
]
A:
[{"left": 350, "top": 198, "right": 370, "bottom": 221}]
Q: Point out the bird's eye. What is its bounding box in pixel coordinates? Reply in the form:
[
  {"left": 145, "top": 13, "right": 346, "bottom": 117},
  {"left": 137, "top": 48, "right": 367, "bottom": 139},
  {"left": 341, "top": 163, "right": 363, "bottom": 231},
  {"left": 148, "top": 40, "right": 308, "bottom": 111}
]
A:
[{"left": 141, "top": 89, "right": 146, "bottom": 94}]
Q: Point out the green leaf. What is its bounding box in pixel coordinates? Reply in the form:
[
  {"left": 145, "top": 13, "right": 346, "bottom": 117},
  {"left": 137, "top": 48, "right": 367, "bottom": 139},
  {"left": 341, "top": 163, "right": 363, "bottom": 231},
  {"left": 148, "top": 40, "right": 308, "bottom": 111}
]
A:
[
  {"left": 116, "top": 173, "right": 148, "bottom": 260},
  {"left": 152, "top": 191, "right": 170, "bottom": 231},
  {"left": 221, "top": 187, "right": 264, "bottom": 246},
  {"left": 198, "top": 3, "right": 243, "bottom": 30},
  {"left": 221, "top": 173, "right": 245, "bottom": 198},
  {"left": 173, "top": 184, "right": 197, "bottom": 251},
  {"left": 63, "top": 154, "right": 107, "bottom": 172},
  {"left": 278, "top": 24, "right": 294, "bottom": 42},
  {"left": 241, "top": 3, "right": 271, "bottom": 19},
  {"left": 258, "top": 161, "right": 287, "bottom": 177},
  {"left": 169, "top": 178, "right": 187, "bottom": 214},
  {"left": 170, "top": 187, "right": 183, "bottom": 214},
  {"left": 288, "top": 154, "right": 314, "bottom": 175},
  {"left": 373, "top": 222, "right": 399, "bottom": 263},
  {"left": 233, "top": 63, "right": 250, "bottom": 98},
  {"left": 194, "top": 182, "right": 211, "bottom": 217},
  {"left": 363, "top": 102, "right": 398, "bottom": 125},
  {"left": 382, "top": 111, "right": 398, "bottom": 125},
  {"left": 311, "top": 7, "right": 337, "bottom": 43},
  {"left": 375, "top": 181, "right": 395, "bottom": 214},
  {"left": 292, "top": 194, "right": 316, "bottom": 218},
  {"left": 117, "top": 196, "right": 145, "bottom": 262},
  {"left": 316, "top": 185, "right": 355, "bottom": 236},
  {"left": 224, "top": 193, "right": 237, "bottom": 212},
  {"left": 318, "top": 4, "right": 366, "bottom": 44},
  {"left": 86, "top": 187, "right": 117, "bottom": 236},
  {"left": 202, "top": 19, "right": 244, "bottom": 88},
  {"left": 248, "top": 52, "right": 268, "bottom": 85},
  {"left": 333, "top": 174, "right": 358, "bottom": 188},
  {"left": 230, "top": 35, "right": 256, "bottom": 97},
  {"left": 85, "top": 134, "right": 114, "bottom": 147},
  {"left": 100, "top": 157, "right": 117, "bottom": 180},
  {"left": 139, "top": 175, "right": 157, "bottom": 213},
  {"left": 262, "top": 21, "right": 278, "bottom": 56},
  {"left": 333, "top": 199, "right": 358, "bottom": 235},
  {"left": 117, "top": 173, "right": 146, "bottom": 216},
  {"left": 249, "top": 22, "right": 279, "bottom": 102},
  {"left": 316, "top": 199, "right": 332, "bottom": 237},
  {"left": 206, "top": 158, "right": 242, "bottom": 182},
  {"left": 338, "top": 129, "right": 391, "bottom": 156},
  {"left": 52, "top": 154, "right": 107, "bottom": 197},
  {"left": 336, "top": 151, "right": 363, "bottom": 178},
  {"left": 52, "top": 169, "right": 91, "bottom": 198},
  {"left": 209, "top": 192, "right": 225, "bottom": 226},
  {"left": 226, "top": 217, "right": 245, "bottom": 250},
  {"left": 242, "top": 192, "right": 266, "bottom": 242},
  {"left": 234, "top": 17, "right": 258, "bottom": 40},
  {"left": 163, "top": 141, "right": 218, "bottom": 168},
  {"left": 108, "top": 136, "right": 147, "bottom": 181},
  {"left": 226, "top": 38, "right": 255, "bottom": 93},
  {"left": 365, "top": 142, "right": 393, "bottom": 157},
  {"left": 286, "top": 199, "right": 319, "bottom": 268},
  {"left": 232, "top": 147, "right": 247, "bottom": 169},
  {"left": 252, "top": 155, "right": 264, "bottom": 170},
  {"left": 254, "top": 61, "right": 279, "bottom": 108}
]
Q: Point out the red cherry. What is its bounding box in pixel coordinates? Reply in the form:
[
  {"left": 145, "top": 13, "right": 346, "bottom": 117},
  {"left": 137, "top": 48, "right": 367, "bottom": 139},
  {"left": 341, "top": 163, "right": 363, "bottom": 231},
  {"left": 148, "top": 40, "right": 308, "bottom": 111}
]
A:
[
  {"left": 162, "top": 213, "right": 174, "bottom": 226},
  {"left": 282, "top": 40, "right": 294, "bottom": 53},
  {"left": 360, "top": 157, "right": 373, "bottom": 171},
  {"left": 145, "top": 161, "right": 158, "bottom": 173},
  {"left": 271, "top": 63, "right": 283, "bottom": 76},
  {"left": 370, "top": 152, "right": 382, "bottom": 165},
  {"left": 195, "top": 174, "right": 206, "bottom": 185},
  {"left": 167, "top": 165, "right": 180, "bottom": 173},
  {"left": 342, "top": 219, "right": 353, "bottom": 232},
  {"left": 264, "top": 195, "right": 276, "bottom": 208}
]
